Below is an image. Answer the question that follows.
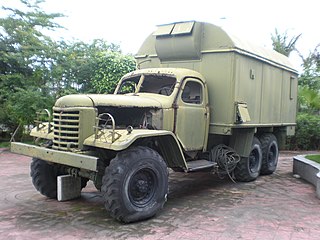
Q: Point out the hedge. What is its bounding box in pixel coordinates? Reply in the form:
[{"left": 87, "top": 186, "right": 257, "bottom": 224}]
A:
[{"left": 287, "top": 113, "right": 320, "bottom": 150}]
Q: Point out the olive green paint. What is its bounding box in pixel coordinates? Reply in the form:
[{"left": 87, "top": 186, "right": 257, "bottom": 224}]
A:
[{"left": 11, "top": 21, "right": 298, "bottom": 171}]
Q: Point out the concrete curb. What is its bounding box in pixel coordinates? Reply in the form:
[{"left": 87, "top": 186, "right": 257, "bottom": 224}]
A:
[{"left": 293, "top": 155, "right": 320, "bottom": 199}]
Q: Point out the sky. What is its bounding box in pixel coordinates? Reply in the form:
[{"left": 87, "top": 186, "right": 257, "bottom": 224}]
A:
[{"left": 2, "top": 0, "right": 319, "bottom": 71}]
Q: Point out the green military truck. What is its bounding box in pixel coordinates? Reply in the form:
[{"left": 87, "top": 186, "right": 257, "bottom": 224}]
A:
[{"left": 11, "top": 21, "right": 298, "bottom": 223}]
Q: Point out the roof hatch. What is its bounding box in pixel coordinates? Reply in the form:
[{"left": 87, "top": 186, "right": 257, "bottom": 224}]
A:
[{"left": 154, "top": 21, "right": 201, "bottom": 61}]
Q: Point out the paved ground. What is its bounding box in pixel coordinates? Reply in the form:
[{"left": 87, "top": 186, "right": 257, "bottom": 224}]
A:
[{"left": 0, "top": 149, "right": 320, "bottom": 240}]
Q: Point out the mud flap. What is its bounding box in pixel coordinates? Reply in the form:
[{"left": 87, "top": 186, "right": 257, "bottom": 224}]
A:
[{"left": 57, "top": 175, "right": 81, "bottom": 201}]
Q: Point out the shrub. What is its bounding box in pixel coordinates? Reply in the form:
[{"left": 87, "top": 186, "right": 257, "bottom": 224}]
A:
[{"left": 287, "top": 113, "right": 320, "bottom": 150}]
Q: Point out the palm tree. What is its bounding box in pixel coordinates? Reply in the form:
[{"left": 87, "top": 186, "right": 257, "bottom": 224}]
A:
[{"left": 298, "top": 87, "right": 320, "bottom": 113}]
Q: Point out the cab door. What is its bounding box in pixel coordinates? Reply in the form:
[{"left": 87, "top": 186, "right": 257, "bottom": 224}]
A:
[{"left": 174, "top": 78, "right": 209, "bottom": 151}]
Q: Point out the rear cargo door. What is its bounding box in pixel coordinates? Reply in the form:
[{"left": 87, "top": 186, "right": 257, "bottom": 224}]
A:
[{"left": 174, "top": 78, "right": 209, "bottom": 151}]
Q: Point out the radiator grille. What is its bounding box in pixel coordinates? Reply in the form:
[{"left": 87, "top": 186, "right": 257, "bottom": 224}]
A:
[{"left": 53, "top": 110, "right": 80, "bottom": 151}]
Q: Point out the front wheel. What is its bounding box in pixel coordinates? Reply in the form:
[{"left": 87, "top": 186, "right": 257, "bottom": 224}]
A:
[
  {"left": 234, "top": 137, "right": 262, "bottom": 182},
  {"left": 101, "top": 146, "right": 168, "bottom": 223},
  {"left": 30, "top": 158, "right": 60, "bottom": 198},
  {"left": 31, "top": 158, "right": 89, "bottom": 198}
]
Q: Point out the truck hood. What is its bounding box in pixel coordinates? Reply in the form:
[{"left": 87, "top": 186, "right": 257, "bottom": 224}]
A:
[{"left": 55, "top": 94, "right": 164, "bottom": 108}]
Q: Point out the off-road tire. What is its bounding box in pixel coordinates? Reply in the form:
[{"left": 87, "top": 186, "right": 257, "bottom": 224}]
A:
[
  {"left": 93, "top": 159, "right": 110, "bottom": 191},
  {"left": 234, "top": 137, "right": 262, "bottom": 182},
  {"left": 259, "top": 133, "right": 279, "bottom": 175},
  {"left": 101, "top": 146, "right": 168, "bottom": 223},
  {"left": 31, "top": 158, "right": 88, "bottom": 198},
  {"left": 30, "top": 158, "right": 60, "bottom": 199}
]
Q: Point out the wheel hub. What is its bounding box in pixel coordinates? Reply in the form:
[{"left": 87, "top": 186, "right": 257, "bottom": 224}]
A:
[
  {"left": 268, "top": 151, "right": 274, "bottom": 161},
  {"left": 249, "top": 148, "right": 260, "bottom": 172},
  {"left": 136, "top": 179, "right": 149, "bottom": 193},
  {"left": 129, "top": 169, "right": 157, "bottom": 207}
]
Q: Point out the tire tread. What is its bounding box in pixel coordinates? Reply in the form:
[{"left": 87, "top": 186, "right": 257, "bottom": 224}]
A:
[
  {"left": 259, "top": 133, "right": 278, "bottom": 175},
  {"left": 101, "top": 146, "right": 168, "bottom": 223}
]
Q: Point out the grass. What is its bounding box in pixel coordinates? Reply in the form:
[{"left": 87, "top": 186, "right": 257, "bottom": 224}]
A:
[
  {"left": 306, "top": 155, "right": 320, "bottom": 164},
  {"left": 0, "top": 139, "right": 34, "bottom": 148},
  {"left": 0, "top": 141, "right": 10, "bottom": 148}
]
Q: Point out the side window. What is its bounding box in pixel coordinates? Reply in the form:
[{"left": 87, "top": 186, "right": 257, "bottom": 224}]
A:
[{"left": 181, "top": 81, "right": 203, "bottom": 104}]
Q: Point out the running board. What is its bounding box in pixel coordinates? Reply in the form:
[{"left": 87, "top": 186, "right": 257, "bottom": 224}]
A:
[{"left": 187, "top": 160, "right": 216, "bottom": 172}]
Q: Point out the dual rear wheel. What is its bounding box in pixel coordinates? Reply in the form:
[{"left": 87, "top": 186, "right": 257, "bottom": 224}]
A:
[
  {"left": 30, "top": 135, "right": 278, "bottom": 222},
  {"left": 234, "top": 133, "right": 279, "bottom": 182}
]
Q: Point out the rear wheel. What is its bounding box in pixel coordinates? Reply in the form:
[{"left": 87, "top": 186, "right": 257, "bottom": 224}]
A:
[
  {"left": 234, "top": 137, "right": 262, "bottom": 182},
  {"left": 101, "top": 146, "right": 168, "bottom": 223},
  {"left": 259, "top": 133, "right": 279, "bottom": 175}
]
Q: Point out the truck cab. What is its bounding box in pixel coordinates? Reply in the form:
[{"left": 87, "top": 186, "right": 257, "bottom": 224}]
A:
[{"left": 114, "top": 68, "right": 209, "bottom": 152}]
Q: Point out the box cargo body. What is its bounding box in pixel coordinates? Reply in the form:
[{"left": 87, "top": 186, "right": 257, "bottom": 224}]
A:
[{"left": 135, "top": 21, "right": 298, "bottom": 136}]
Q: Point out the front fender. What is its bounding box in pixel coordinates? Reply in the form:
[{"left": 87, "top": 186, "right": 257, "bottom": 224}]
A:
[
  {"left": 30, "top": 122, "right": 54, "bottom": 140},
  {"left": 84, "top": 129, "right": 187, "bottom": 171}
]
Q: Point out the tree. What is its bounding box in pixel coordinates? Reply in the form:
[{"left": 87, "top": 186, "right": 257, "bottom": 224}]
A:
[
  {"left": 5, "top": 87, "right": 54, "bottom": 127},
  {"left": 271, "top": 28, "right": 301, "bottom": 57},
  {"left": 298, "top": 87, "right": 320, "bottom": 113},
  {"left": 92, "top": 51, "right": 135, "bottom": 93},
  {"left": 298, "top": 45, "right": 320, "bottom": 113},
  {"left": 50, "top": 39, "right": 133, "bottom": 97},
  {"left": 0, "top": 0, "right": 136, "bottom": 138},
  {"left": 299, "top": 45, "right": 320, "bottom": 91},
  {"left": 0, "top": 0, "right": 63, "bottom": 132}
]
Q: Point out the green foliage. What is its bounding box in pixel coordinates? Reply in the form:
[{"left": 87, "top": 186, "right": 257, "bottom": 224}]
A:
[
  {"left": 298, "top": 45, "right": 320, "bottom": 91},
  {"left": 287, "top": 113, "right": 320, "bottom": 150},
  {"left": 271, "top": 29, "right": 301, "bottom": 57},
  {"left": 50, "top": 39, "right": 134, "bottom": 96},
  {"left": 0, "top": 1, "right": 136, "bottom": 134},
  {"left": 298, "top": 87, "right": 320, "bottom": 113},
  {"left": 6, "top": 88, "right": 54, "bottom": 126},
  {"left": 92, "top": 51, "right": 135, "bottom": 93},
  {"left": 0, "top": 0, "right": 63, "bottom": 130},
  {"left": 297, "top": 45, "right": 320, "bottom": 114},
  {"left": 0, "top": 141, "right": 10, "bottom": 148}
]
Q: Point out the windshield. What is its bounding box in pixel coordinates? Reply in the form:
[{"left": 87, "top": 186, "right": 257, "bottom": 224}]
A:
[{"left": 116, "top": 74, "right": 176, "bottom": 96}]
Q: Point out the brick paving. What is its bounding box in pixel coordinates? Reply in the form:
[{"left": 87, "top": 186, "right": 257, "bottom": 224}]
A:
[{"left": 0, "top": 148, "right": 319, "bottom": 240}]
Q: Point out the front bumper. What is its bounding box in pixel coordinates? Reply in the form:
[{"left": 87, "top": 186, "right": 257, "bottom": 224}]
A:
[{"left": 11, "top": 142, "right": 98, "bottom": 172}]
